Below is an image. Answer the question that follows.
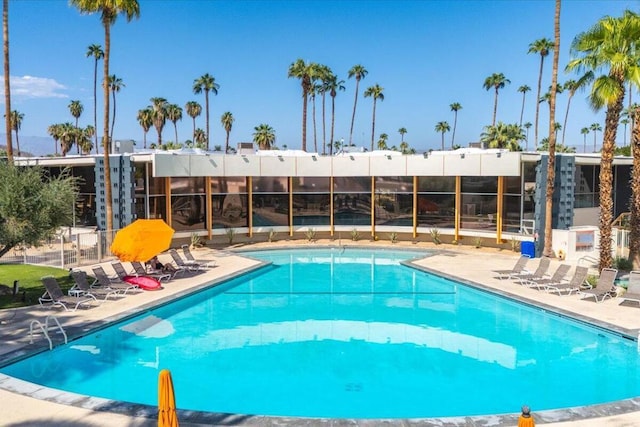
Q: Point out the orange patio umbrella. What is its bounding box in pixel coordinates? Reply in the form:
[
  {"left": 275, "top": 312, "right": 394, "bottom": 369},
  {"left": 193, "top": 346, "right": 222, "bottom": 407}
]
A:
[
  {"left": 110, "top": 219, "right": 175, "bottom": 262},
  {"left": 158, "top": 369, "right": 179, "bottom": 427}
]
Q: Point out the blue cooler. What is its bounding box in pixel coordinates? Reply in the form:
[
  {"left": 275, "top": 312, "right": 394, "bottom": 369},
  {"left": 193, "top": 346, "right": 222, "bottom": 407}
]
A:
[{"left": 521, "top": 241, "right": 536, "bottom": 258}]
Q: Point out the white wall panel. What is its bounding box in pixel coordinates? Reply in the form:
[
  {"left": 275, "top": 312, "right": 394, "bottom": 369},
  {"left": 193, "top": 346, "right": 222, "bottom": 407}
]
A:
[
  {"left": 370, "top": 156, "right": 406, "bottom": 176},
  {"left": 332, "top": 156, "right": 370, "bottom": 176},
  {"left": 406, "top": 155, "right": 444, "bottom": 176},
  {"left": 190, "top": 155, "right": 224, "bottom": 176},
  {"left": 153, "top": 153, "right": 190, "bottom": 177},
  {"left": 444, "top": 153, "right": 481, "bottom": 176},
  {"left": 261, "top": 155, "right": 297, "bottom": 176},
  {"left": 225, "top": 155, "right": 260, "bottom": 176},
  {"left": 480, "top": 152, "right": 521, "bottom": 176},
  {"left": 296, "top": 156, "right": 332, "bottom": 176}
]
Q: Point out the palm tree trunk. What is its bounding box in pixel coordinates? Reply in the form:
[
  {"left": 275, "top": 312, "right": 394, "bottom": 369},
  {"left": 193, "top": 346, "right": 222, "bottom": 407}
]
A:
[
  {"left": 543, "top": 0, "right": 561, "bottom": 259},
  {"left": 629, "top": 109, "right": 640, "bottom": 269},
  {"left": 225, "top": 131, "right": 230, "bottom": 153},
  {"left": 330, "top": 95, "right": 335, "bottom": 156},
  {"left": 205, "top": 91, "right": 210, "bottom": 151},
  {"left": 441, "top": 132, "right": 445, "bottom": 151},
  {"left": 94, "top": 59, "right": 99, "bottom": 154},
  {"left": 492, "top": 88, "right": 499, "bottom": 126},
  {"left": 561, "top": 95, "right": 572, "bottom": 146},
  {"left": 301, "top": 91, "right": 308, "bottom": 152},
  {"left": 111, "top": 92, "right": 116, "bottom": 143},
  {"left": 451, "top": 112, "right": 458, "bottom": 148},
  {"left": 3, "top": 0, "right": 12, "bottom": 162},
  {"left": 349, "top": 80, "right": 360, "bottom": 146},
  {"left": 519, "top": 93, "right": 526, "bottom": 127},
  {"left": 174, "top": 123, "right": 178, "bottom": 145},
  {"left": 15, "top": 128, "right": 19, "bottom": 156},
  {"left": 534, "top": 57, "right": 545, "bottom": 148},
  {"left": 143, "top": 131, "right": 147, "bottom": 149},
  {"left": 321, "top": 92, "right": 326, "bottom": 155},
  {"left": 192, "top": 117, "right": 196, "bottom": 143},
  {"left": 599, "top": 90, "right": 625, "bottom": 271},
  {"left": 102, "top": 17, "right": 113, "bottom": 232},
  {"left": 75, "top": 117, "right": 80, "bottom": 154},
  {"left": 312, "top": 94, "right": 317, "bottom": 153},
  {"left": 370, "top": 99, "right": 377, "bottom": 151}
]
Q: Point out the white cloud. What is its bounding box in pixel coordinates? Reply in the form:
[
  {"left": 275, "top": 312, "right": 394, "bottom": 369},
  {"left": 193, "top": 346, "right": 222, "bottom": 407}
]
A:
[{"left": 0, "top": 75, "right": 68, "bottom": 99}]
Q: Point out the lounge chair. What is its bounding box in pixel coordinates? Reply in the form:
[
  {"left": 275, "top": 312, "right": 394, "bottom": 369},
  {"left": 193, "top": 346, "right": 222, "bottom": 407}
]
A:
[
  {"left": 579, "top": 268, "right": 619, "bottom": 302},
  {"left": 111, "top": 261, "right": 134, "bottom": 281},
  {"left": 513, "top": 257, "right": 550, "bottom": 284},
  {"left": 619, "top": 271, "right": 640, "bottom": 306},
  {"left": 493, "top": 255, "right": 530, "bottom": 280},
  {"left": 545, "top": 266, "right": 589, "bottom": 296},
  {"left": 91, "top": 265, "right": 140, "bottom": 294},
  {"left": 70, "top": 270, "right": 121, "bottom": 301},
  {"left": 131, "top": 261, "right": 173, "bottom": 282},
  {"left": 524, "top": 264, "right": 571, "bottom": 290},
  {"left": 170, "top": 249, "right": 201, "bottom": 271},
  {"left": 181, "top": 244, "right": 216, "bottom": 269},
  {"left": 39, "top": 276, "right": 97, "bottom": 311}
]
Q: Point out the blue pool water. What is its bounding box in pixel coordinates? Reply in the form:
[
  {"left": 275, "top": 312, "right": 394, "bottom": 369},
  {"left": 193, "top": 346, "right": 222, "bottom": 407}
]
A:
[{"left": 2, "top": 248, "right": 640, "bottom": 419}]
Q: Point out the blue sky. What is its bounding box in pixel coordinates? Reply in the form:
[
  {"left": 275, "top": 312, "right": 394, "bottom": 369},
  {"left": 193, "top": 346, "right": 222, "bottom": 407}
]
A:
[{"left": 4, "top": 0, "right": 639, "bottom": 154}]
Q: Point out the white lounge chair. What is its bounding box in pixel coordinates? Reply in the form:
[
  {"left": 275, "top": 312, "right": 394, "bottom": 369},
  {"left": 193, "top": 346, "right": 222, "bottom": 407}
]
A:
[
  {"left": 181, "top": 244, "right": 216, "bottom": 269},
  {"left": 493, "top": 255, "right": 530, "bottom": 280},
  {"left": 619, "top": 271, "right": 640, "bottom": 306},
  {"left": 513, "top": 257, "right": 550, "bottom": 285},
  {"left": 70, "top": 270, "right": 121, "bottom": 301},
  {"left": 525, "top": 263, "right": 571, "bottom": 289},
  {"left": 39, "top": 276, "right": 97, "bottom": 311},
  {"left": 579, "top": 268, "right": 619, "bottom": 303}
]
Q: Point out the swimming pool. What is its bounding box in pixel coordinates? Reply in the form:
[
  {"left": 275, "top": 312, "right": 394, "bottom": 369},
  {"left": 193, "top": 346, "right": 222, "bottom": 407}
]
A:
[{"left": 2, "top": 247, "right": 640, "bottom": 420}]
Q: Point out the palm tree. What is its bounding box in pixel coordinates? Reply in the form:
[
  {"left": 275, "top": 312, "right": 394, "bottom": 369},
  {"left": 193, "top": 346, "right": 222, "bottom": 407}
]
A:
[
  {"left": 529, "top": 37, "right": 554, "bottom": 148},
  {"left": 517, "top": 85, "right": 531, "bottom": 127},
  {"left": 150, "top": 97, "right": 168, "bottom": 146},
  {"left": 59, "top": 122, "right": 76, "bottom": 157},
  {"left": 580, "top": 127, "right": 590, "bottom": 152},
  {"left": 590, "top": 122, "right": 602, "bottom": 152},
  {"left": 449, "top": 103, "right": 462, "bottom": 147},
  {"left": 480, "top": 122, "right": 525, "bottom": 151},
  {"left": 522, "top": 122, "right": 532, "bottom": 149},
  {"left": 71, "top": 0, "right": 140, "bottom": 233},
  {"left": 543, "top": 1, "right": 561, "bottom": 258},
  {"left": 136, "top": 107, "right": 153, "bottom": 149},
  {"left": 377, "top": 133, "right": 388, "bottom": 150},
  {"left": 364, "top": 84, "right": 384, "bottom": 151},
  {"left": 483, "top": 73, "right": 510, "bottom": 126},
  {"left": 567, "top": 10, "right": 640, "bottom": 270},
  {"left": 8, "top": 109, "right": 22, "bottom": 156},
  {"left": 3, "top": 0, "right": 12, "bottom": 161},
  {"left": 192, "top": 73, "right": 219, "bottom": 150},
  {"left": 166, "top": 103, "right": 182, "bottom": 144},
  {"left": 253, "top": 124, "right": 275, "bottom": 150},
  {"left": 560, "top": 79, "right": 580, "bottom": 145},
  {"left": 288, "top": 59, "right": 317, "bottom": 152},
  {"left": 621, "top": 117, "right": 630, "bottom": 145},
  {"left": 86, "top": 44, "right": 103, "bottom": 154},
  {"left": 318, "top": 65, "right": 332, "bottom": 154},
  {"left": 398, "top": 127, "right": 407, "bottom": 144},
  {"left": 108, "top": 74, "right": 124, "bottom": 141},
  {"left": 347, "top": 64, "right": 368, "bottom": 146},
  {"left": 309, "top": 81, "right": 321, "bottom": 153},
  {"left": 435, "top": 121, "right": 451, "bottom": 151},
  {"left": 68, "top": 100, "right": 83, "bottom": 154},
  {"left": 629, "top": 106, "right": 640, "bottom": 268},
  {"left": 47, "top": 123, "right": 62, "bottom": 155},
  {"left": 193, "top": 128, "right": 206, "bottom": 147},
  {"left": 185, "top": 101, "right": 201, "bottom": 143},
  {"left": 220, "top": 111, "right": 234, "bottom": 153},
  {"left": 326, "top": 73, "right": 345, "bottom": 155},
  {"left": 83, "top": 125, "right": 95, "bottom": 154}
]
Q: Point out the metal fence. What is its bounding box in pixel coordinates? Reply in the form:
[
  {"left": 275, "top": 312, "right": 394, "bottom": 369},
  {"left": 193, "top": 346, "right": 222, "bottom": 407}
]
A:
[{"left": 0, "top": 229, "right": 118, "bottom": 269}]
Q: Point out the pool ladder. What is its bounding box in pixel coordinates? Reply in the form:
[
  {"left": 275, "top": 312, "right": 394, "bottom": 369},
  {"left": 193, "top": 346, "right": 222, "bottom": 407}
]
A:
[{"left": 29, "top": 316, "right": 67, "bottom": 350}]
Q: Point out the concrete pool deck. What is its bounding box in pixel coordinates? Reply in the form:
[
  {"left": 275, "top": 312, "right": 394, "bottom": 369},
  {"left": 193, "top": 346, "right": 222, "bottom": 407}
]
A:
[{"left": 1, "top": 242, "right": 640, "bottom": 426}]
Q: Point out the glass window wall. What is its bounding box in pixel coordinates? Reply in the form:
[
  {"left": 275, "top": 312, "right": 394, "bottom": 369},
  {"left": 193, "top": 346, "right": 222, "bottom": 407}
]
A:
[
  {"left": 212, "top": 177, "right": 248, "bottom": 229},
  {"left": 374, "top": 177, "right": 413, "bottom": 226},
  {"left": 293, "top": 177, "right": 330, "bottom": 226},
  {"left": 171, "top": 177, "right": 206, "bottom": 231},
  {"left": 460, "top": 177, "right": 497, "bottom": 230},
  {"left": 252, "top": 177, "right": 288, "bottom": 227},
  {"left": 416, "top": 177, "right": 455, "bottom": 229},
  {"left": 334, "top": 177, "right": 371, "bottom": 226}
]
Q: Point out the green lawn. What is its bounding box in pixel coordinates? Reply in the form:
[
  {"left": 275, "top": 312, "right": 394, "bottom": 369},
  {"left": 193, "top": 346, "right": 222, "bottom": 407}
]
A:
[{"left": 0, "top": 264, "right": 74, "bottom": 309}]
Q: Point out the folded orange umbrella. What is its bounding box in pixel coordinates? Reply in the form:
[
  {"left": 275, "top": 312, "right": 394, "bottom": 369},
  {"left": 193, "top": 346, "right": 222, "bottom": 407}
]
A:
[{"left": 158, "top": 369, "right": 179, "bottom": 427}]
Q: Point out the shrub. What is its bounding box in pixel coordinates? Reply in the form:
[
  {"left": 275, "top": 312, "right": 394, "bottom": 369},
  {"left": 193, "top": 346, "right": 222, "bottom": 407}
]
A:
[
  {"left": 474, "top": 237, "right": 483, "bottom": 248},
  {"left": 430, "top": 228, "right": 441, "bottom": 245},
  {"left": 351, "top": 228, "right": 360, "bottom": 241},
  {"left": 225, "top": 227, "right": 236, "bottom": 245},
  {"left": 268, "top": 229, "right": 277, "bottom": 243},
  {"left": 389, "top": 232, "right": 398, "bottom": 244},
  {"left": 614, "top": 256, "right": 633, "bottom": 271},
  {"left": 510, "top": 238, "right": 520, "bottom": 252},
  {"left": 190, "top": 233, "right": 204, "bottom": 248},
  {"left": 305, "top": 228, "right": 316, "bottom": 242}
]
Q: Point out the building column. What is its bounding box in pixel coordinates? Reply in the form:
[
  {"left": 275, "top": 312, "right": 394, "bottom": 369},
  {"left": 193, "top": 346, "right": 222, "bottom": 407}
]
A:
[
  {"left": 248, "top": 176, "right": 253, "bottom": 238},
  {"left": 413, "top": 176, "right": 418, "bottom": 239},
  {"left": 497, "top": 176, "right": 504, "bottom": 244},
  {"left": 165, "top": 177, "right": 172, "bottom": 227},
  {"left": 330, "top": 176, "right": 334, "bottom": 237},
  {"left": 371, "top": 177, "right": 376, "bottom": 238},
  {"left": 454, "top": 176, "right": 461, "bottom": 241},
  {"left": 205, "top": 177, "right": 212, "bottom": 240},
  {"left": 289, "top": 176, "right": 293, "bottom": 237}
]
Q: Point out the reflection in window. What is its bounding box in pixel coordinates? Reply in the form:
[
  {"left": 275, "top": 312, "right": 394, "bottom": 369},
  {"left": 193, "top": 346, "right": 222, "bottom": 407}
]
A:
[
  {"left": 375, "top": 194, "right": 413, "bottom": 226},
  {"left": 293, "top": 177, "right": 330, "bottom": 192},
  {"left": 172, "top": 195, "right": 206, "bottom": 231},
  {"left": 574, "top": 165, "right": 599, "bottom": 208},
  {"left": 334, "top": 194, "right": 371, "bottom": 226},
  {"left": 149, "top": 196, "right": 166, "bottom": 220},
  {"left": 253, "top": 194, "right": 289, "bottom": 227},
  {"left": 212, "top": 194, "right": 248, "bottom": 229},
  {"left": 293, "top": 194, "right": 330, "bottom": 225},
  {"left": 460, "top": 194, "right": 497, "bottom": 231},
  {"left": 416, "top": 194, "right": 455, "bottom": 228}
]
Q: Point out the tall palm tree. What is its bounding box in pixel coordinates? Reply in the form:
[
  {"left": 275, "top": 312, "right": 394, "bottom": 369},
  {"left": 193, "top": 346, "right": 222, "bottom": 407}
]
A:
[
  {"left": 483, "top": 73, "right": 510, "bottom": 126},
  {"left": 590, "top": 122, "right": 602, "bottom": 152},
  {"left": 318, "top": 65, "right": 332, "bottom": 154},
  {"left": 449, "top": 103, "right": 462, "bottom": 147},
  {"left": 47, "top": 123, "right": 62, "bottom": 155},
  {"left": 561, "top": 79, "right": 580, "bottom": 146},
  {"left": 567, "top": 10, "right": 640, "bottom": 270},
  {"left": 166, "top": 103, "right": 182, "bottom": 144},
  {"left": 310, "top": 81, "right": 321, "bottom": 153},
  {"left": 150, "top": 97, "right": 168, "bottom": 146},
  {"left": 580, "top": 126, "right": 590, "bottom": 152},
  {"left": 517, "top": 85, "right": 531, "bottom": 127},
  {"left": 221, "top": 111, "right": 234, "bottom": 153},
  {"left": 629, "top": 106, "right": 640, "bottom": 268},
  {"left": 529, "top": 37, "right": 555, "bottom": 148},
  {"left": 193, "top": 73, "right": 219, "bottom": 151},
  {"left": 253, "top": 123, "right": 275, "bottom": 150},
  {"left": 3, "top": 0, "right": 12, "bottom": 161},
  {"left": 136, "top": 107, "right": 153, "bottom": 149},
  {"left": 108, "top": 74, "right": 124, "bottom": 141},
  {"left": 621, "top": 117, "right": 630, "bottom": 145},
  {"left": 377, "top": 133, "right": 388, "bottom": 150},
  {"left": 347, "top": 64, "right": 368, "bottom": 146},
  {"left": 480, "top": 122, "right": 525, "bottom": 151},
  {"left": 364, "top": 84, "right": 384, "bottom": 151},
  {"left": 398, "top": 127, "right": 407, "bottom": 144},
  {"left": 59, "top": 122, "right": 76, "bottom": 157},
  {"left": 185, "top": 101, "right": 201, "bottom": 143},
  {"left": 326, "top": 73, "right": 345, "bottom": 155},
  {"left": 68, "top": 100, "right": 83, "bottom": 154},
  {"left": 523, "top": 122, "right": 532, "bottom": 149},
  {"left": 86, "top": 43, "right": 103, "bottom": 154},
  {"left": 9, "top": 110, "right": 22, "bottom": 156},
  {"left": 71, "top": 0, "right": 140, "bottom": 233},
  {"left": 435, "top": 121, "right": 451, "bottom": 151},
  {"left": 288, "top": 59, "right": 317, "bottom": 152},
  {"left": 84, "top": 124, "right": 95, "bottom": 154},
  {"left": 543, "top": 0, "right": 561, "bottom": 258}
]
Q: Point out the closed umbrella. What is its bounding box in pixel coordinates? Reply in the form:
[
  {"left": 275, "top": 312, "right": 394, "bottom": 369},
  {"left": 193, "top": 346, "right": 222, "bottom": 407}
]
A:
[
  {"left": 110, "top": 219, "right": 174, "bottom": 262},
  {"left": 158, "top": 369, "right": 179, "bottom": 427}
]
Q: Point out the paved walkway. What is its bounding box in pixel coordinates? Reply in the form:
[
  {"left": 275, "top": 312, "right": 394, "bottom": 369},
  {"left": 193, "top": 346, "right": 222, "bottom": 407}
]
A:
[{"left": 1, "top": 242, "right": 640, "bottom": 426}]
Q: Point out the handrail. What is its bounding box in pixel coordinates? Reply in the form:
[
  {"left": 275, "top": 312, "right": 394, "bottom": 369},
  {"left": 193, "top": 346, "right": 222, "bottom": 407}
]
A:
[
  {"left": 613, "top": 212, "right": 630, "bottom": 229},
  {"left": 29, "top": 316, "right": 67, "bottom": 350}
]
